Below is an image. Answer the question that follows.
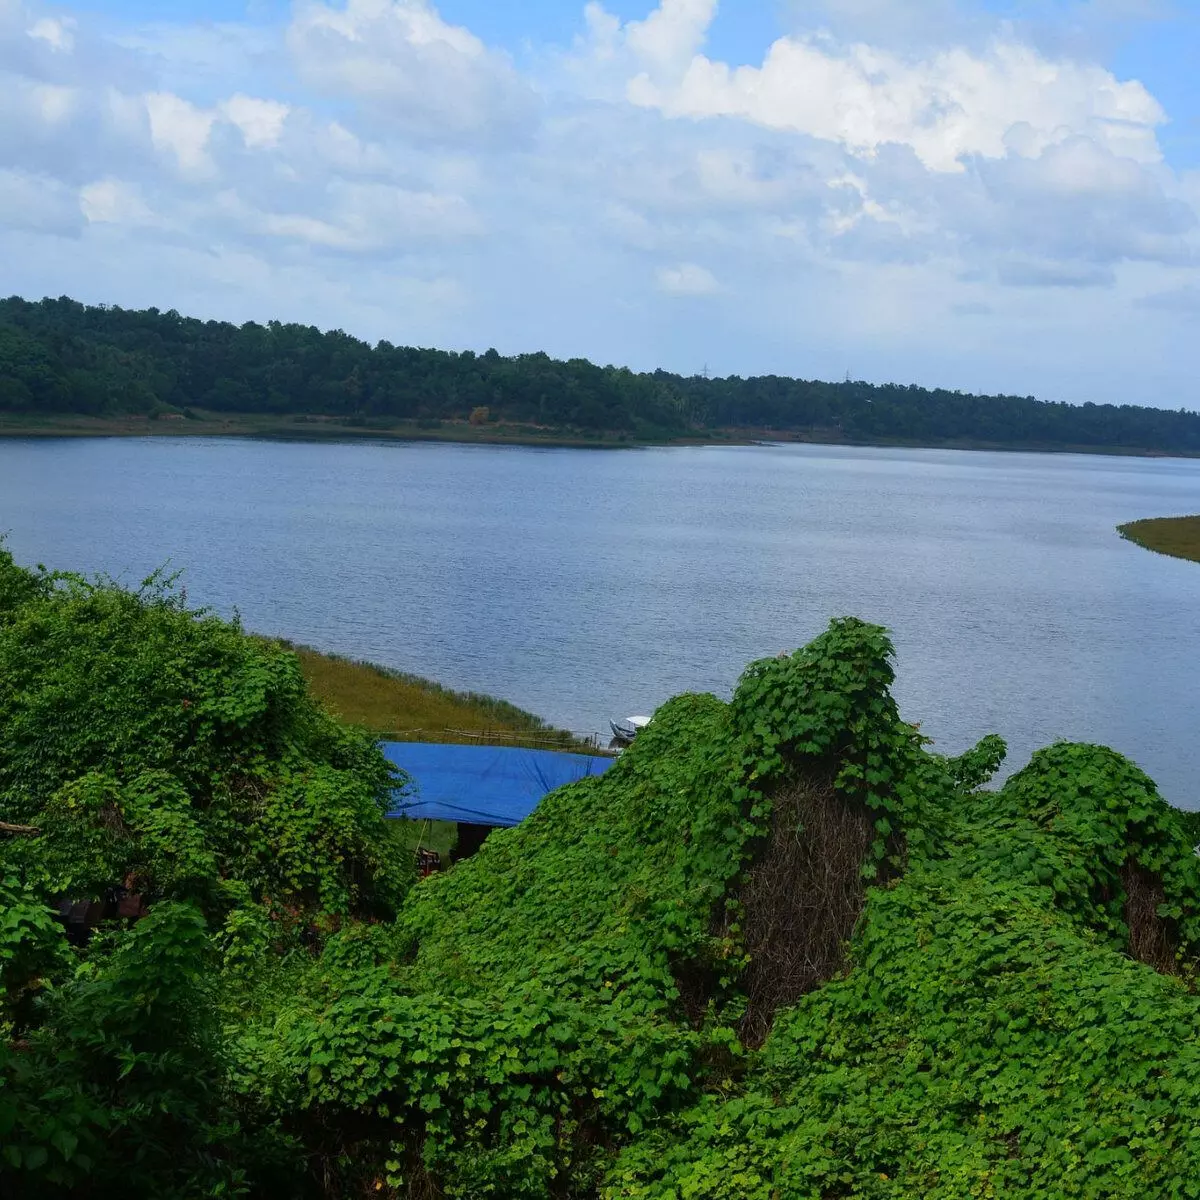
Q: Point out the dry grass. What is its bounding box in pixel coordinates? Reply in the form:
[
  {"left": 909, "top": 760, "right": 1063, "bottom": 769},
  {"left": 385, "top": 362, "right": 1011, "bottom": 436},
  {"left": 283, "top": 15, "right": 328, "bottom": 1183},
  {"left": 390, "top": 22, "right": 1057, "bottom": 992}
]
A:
[{"left": 1118, "top": 515, "right": 1200, "bottom": 565}]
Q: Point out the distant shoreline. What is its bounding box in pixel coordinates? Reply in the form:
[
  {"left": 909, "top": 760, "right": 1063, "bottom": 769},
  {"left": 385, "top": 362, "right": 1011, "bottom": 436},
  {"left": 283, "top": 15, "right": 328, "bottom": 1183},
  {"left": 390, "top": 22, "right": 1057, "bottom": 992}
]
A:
[
  {"left": 8, "top": 295, "right": 1200, "bottom": 459},
  {"left": 0, "top": 411, "right": 649, "bottom": 450},
  {"left": 3, "top": 410, "right": 1200, "bottom": 459}
]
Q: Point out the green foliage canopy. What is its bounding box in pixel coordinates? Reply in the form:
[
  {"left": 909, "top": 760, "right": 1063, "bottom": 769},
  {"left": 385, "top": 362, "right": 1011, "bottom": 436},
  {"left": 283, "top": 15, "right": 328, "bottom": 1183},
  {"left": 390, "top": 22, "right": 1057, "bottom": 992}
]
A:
[
  {"left": 0, "top": 548, "right": 408, "bottom": 916},
  {"left": 5, "top": 546, "right": 1200, "bottom": 1197}
]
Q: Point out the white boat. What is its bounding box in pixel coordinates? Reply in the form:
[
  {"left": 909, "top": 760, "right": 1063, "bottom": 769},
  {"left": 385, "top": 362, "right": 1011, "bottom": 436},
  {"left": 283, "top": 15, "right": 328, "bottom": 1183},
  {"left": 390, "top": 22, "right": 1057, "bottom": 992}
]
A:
[{"left": 609, "top": 715, "right": 651, "bottom": 744}]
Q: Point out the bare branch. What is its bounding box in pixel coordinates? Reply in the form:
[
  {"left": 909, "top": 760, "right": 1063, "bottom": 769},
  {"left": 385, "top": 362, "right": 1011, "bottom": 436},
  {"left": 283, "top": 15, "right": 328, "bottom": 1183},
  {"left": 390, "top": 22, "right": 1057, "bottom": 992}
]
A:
[{"left": 0, "top": 820, "right": 40, "bottom": 835}]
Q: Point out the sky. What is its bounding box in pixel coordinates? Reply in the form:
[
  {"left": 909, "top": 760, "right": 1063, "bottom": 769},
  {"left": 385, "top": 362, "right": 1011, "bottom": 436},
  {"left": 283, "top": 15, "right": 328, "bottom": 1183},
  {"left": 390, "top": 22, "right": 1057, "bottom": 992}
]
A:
[{"left": 2, "top": 0, "right": 1200, "bottom": 406}]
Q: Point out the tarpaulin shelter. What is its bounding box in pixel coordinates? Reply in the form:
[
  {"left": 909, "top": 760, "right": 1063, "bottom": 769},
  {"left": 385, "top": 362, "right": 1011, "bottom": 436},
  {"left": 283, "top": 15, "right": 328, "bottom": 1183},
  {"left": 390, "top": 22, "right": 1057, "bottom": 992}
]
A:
[{"left": 381, "top": 742, "right": 613, "bottom": 828}]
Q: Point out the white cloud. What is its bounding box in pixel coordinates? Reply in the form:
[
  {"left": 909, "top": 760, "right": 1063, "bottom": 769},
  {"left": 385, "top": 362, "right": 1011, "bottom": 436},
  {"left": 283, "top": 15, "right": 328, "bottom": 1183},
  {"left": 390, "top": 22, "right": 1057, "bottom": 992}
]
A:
[
  {"left": 80, "top": 178, "right": 153, "bottom": 225},
  {"left": 30, "top": 79, "right": 75, "bottom": 123},
  {"left": 144, "top": 91, "right": 215, "bottom": 176},
  {"left": 608, "top": 19, "right": 1165, "bottom": 173},
  {"left": 286, "top": 0, "right": 535, "bottom": 138},
  {"left": 27, "top": 15, "right": 72, "bottom": 52},
  {"left": 232, "top": 180, "right": 481, "bottom": 252},
  {"left": 657, "top": 262, "right": 719, "bottom": 294},
  {"left": 219, "top": 94, "right": 289, "bottom": 150},
  {"left": 624, "top": 0, "right": 716, "bottom": 75},
  {"left": 969, "top": 139, "right": 1196, "bottom": 271}
]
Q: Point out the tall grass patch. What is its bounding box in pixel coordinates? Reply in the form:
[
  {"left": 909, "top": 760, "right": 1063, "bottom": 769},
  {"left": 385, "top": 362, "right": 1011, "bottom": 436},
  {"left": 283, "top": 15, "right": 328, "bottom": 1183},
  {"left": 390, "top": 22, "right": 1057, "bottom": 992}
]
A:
[{"left": 1118, "top": 514, "right": 1200, "bottom": 564}]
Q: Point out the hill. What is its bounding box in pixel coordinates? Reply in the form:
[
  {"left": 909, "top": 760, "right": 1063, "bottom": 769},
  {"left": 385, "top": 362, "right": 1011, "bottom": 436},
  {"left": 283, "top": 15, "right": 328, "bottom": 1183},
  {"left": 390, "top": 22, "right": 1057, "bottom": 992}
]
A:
[
  {"left": 4, "top": 294, "right": 1200, "bottom": 453},
  {"left": 5, "top": 546, "right": 1200, "bottom": 1196}
]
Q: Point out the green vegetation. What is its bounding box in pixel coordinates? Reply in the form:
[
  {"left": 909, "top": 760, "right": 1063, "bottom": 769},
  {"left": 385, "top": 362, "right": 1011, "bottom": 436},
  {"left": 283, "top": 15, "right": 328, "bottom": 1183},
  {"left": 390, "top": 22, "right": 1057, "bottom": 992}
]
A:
[
  {"left": 6, "top": 546, "right": 1200, "bottom": 1196},
  {"left": 0, "top": 549, "right": 409, "bottom": 1195},
  {"left": 5, "top": 294, "right": 1200, "bottom": 453},
  {"left": 391, "top": 816, "right": 458, "bottom": 860},
  {"left": 1119, "top": 515, "right": 1200, "bottom": 564}
]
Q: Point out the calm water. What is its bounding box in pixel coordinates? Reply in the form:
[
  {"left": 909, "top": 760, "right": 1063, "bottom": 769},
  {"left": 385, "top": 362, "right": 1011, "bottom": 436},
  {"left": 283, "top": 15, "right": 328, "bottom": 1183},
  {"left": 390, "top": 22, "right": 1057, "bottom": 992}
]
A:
[{"left": 2, "top": 437, "right": 1199, "bottom": 803}]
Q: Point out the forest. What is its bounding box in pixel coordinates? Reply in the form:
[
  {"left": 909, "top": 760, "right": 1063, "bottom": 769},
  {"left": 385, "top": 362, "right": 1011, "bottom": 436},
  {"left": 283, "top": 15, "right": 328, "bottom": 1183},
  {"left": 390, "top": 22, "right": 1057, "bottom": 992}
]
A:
[
  {"left": 3, "top": 294, "right": 1200, "bottom": 452},
  {"left": 6, "top": 544, "right": 1200, "bottom": 1197}
]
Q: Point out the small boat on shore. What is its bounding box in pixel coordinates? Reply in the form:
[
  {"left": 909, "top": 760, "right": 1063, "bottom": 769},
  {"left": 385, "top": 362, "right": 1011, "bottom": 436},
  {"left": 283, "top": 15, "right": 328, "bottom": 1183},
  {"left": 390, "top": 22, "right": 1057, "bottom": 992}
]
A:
[{"left": 609, "top": 715, "right": 651, "bottom": 746}]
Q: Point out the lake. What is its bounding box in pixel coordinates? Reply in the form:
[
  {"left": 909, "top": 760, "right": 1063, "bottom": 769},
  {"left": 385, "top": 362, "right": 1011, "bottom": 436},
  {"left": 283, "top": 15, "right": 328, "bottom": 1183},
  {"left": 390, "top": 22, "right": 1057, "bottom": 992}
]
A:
[{"left": 3, "top": 436, "right": 1199, "bottom": 804}]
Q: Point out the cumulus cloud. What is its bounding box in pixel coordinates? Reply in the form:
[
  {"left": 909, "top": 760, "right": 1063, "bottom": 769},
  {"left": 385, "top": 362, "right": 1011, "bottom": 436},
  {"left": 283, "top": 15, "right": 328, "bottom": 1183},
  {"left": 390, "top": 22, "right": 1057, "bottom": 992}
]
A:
[
  {"left": 622, "top": 0, "right": 716, "bottom": 75},
  {"left": 219, "top": 179, "right": 482, "bottom": 253},
  {"left": 970, "top": 138, "right": 1196, "bottom": 271},
  {"left": 27, "top": 15, "right": 73, "bottom": 52},
  {"left": 219, "top": 94, "right": 290, "bottom": 150},
  {"left": 79, "top": 178, "right": 153, "bottom": 226},
  {"left": 144, "top": 92, "right": 215, "bottom": 176},
  {"left": 286, "top": 0, "right": 536, "bottom": 138},
  {"left": 593, "top": 7, "right": 1165, "bottom": 173}
]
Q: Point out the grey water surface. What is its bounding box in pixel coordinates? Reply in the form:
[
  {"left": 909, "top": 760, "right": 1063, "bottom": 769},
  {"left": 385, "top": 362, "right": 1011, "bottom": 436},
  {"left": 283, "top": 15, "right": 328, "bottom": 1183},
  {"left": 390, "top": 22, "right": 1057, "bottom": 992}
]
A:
[{"left": 2, "top": 436, "right": 1198, "bottom": 803}]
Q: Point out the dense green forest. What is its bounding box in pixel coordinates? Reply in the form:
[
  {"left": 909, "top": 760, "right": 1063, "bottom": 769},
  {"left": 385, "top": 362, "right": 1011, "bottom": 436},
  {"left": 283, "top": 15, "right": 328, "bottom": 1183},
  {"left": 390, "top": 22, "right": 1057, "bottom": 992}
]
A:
[
  {"left": 6, "top": 544, "right": 1200, "bottom": 1196},
  {"left": 3, "top": 294, "right": 1200, "bottom": 451}
]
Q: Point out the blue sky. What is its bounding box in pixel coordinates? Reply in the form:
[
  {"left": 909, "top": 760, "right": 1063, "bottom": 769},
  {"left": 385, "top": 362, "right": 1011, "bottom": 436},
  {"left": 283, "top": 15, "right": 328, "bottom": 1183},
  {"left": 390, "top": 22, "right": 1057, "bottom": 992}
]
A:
[{"left": 2, "top": 0, "right": 1198, "bottom": 406}]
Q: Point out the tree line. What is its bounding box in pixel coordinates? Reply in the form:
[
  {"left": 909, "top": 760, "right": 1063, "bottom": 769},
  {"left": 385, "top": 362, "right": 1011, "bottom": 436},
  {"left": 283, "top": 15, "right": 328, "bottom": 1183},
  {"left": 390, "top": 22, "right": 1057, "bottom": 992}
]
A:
[{"left": 2, "top": 293, "right": 1198, "bottom": 451}]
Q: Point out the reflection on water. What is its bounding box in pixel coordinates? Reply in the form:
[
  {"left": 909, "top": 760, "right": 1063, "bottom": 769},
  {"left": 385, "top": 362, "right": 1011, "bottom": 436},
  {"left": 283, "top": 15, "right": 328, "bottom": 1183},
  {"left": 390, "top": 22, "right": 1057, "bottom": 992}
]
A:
[{"left": 4, "top": 436, "right": 1200, "bottom": 803}]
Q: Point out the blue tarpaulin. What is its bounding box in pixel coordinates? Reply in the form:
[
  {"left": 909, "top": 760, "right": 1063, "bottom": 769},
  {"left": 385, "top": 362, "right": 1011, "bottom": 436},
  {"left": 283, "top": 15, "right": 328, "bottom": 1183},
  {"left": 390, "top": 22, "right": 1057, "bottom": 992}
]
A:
[{"left": 381, "top": 742, "right": 614, "bottom": 827}]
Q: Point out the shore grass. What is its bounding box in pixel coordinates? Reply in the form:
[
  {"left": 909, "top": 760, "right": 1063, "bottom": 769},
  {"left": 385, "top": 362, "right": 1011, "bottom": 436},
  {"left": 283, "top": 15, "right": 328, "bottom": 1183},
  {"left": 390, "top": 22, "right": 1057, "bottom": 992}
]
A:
[
  {"left": 287, "top": 643, "right": 604, "bottom": 859},
  {"left": 287, "top": 643, "right": 594, "bottom": 748},
  {"left": 1117, "top": 515, "right": 1200, "bottom": 565}
]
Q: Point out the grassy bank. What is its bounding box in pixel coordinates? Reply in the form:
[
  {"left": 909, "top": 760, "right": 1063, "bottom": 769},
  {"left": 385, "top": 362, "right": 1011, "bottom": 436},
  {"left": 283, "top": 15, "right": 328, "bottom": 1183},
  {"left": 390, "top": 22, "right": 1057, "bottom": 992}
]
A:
[
  {"left": 1117, "top": 515, "right": 1200, "bottom": 564},
  {"left": 288, "top": 643, "right": 600, "bottom": 858},
  {"left": 287, "top": 643, "right": 590, "bottom": 748}
]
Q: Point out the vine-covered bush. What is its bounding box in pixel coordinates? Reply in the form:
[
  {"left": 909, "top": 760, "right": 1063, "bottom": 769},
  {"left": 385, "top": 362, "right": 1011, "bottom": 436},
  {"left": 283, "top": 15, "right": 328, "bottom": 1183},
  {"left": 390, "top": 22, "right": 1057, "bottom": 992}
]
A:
[
  {"left": 0, "top": 547, "right": 409, "bottom": 916},
  {"left": 5, "top": 543, "right": 1200, "bottom": 1197},
  {"left": 0, "top": 546, "right": 408, "bottom": 1195}
]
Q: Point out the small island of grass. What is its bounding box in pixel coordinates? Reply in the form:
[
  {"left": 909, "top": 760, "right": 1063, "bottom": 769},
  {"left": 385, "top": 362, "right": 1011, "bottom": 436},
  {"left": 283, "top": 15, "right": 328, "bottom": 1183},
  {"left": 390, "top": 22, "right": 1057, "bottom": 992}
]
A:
[{"left": 1117, "top": 515, "right": 1200, "bottom": 564}]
